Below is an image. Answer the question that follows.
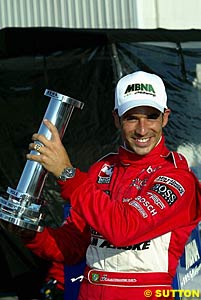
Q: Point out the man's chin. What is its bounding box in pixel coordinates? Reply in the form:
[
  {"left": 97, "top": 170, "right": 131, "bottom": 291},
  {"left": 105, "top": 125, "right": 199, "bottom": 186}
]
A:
[{"left": 133, "top": 146, "right": 152, "bottom": 156}]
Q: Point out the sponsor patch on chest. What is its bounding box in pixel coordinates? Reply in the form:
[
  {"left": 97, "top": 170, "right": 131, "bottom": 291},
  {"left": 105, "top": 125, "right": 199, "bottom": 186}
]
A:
[{"left": 97, "top": 164, "right": 114, "bottom": 184}]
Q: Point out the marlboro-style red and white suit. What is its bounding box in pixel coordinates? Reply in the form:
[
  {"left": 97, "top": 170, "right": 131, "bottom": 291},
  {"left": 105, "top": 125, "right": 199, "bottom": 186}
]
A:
[{"left": 26, "top": 136, "right": 201, "bottom": 300}]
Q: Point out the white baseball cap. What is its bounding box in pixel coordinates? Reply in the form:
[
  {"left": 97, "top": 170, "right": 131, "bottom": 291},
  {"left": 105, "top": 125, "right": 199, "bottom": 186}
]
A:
[{"left": 115, "top": 71, "right": 167, "bottom": 116}]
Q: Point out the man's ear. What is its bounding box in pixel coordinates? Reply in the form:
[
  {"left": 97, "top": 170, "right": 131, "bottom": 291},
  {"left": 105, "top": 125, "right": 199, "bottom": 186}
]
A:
[
  {"left": 162, "top": 108, "right": 171, "bottom": 128},
  {"left": 112, "top": 110, "right": 121, "bottom": 129}
]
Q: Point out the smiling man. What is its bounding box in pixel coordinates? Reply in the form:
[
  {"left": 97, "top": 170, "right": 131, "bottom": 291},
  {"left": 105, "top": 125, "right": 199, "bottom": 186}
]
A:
[
  {"left": 25, "top": 71, "right": 201, "bottom": 300},
  {"left": 113, "top": 71, "right": 170, "bottom": 156}
]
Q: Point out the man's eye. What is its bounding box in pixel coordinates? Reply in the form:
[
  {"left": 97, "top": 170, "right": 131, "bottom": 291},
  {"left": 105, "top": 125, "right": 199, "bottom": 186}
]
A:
[
  {"left": 148, "top": 114, "right": 160, "bottom": 120},
  {"left": 125, "top": 116, "right": 137, "bottom": 121}
]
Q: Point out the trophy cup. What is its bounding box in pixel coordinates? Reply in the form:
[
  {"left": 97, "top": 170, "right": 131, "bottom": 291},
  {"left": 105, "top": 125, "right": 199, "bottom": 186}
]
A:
[{"left": 0, "top": 89, "right": 84, "bottom": 232}]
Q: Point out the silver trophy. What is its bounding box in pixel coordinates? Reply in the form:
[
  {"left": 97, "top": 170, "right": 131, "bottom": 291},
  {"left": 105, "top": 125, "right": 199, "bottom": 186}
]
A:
[{"left": 0, "top": 89, "right": 84, "bottom": 232}]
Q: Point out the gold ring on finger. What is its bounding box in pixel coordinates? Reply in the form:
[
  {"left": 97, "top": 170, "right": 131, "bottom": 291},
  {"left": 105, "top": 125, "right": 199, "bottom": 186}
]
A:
[{"left": 34, "top": 143, "right": 43, "bottom": 152}]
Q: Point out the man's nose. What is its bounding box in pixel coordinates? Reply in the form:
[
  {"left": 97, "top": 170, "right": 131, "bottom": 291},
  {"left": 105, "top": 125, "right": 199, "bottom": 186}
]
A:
[{"left": 135, "top": 119, "right": 148, "bottom": 135}]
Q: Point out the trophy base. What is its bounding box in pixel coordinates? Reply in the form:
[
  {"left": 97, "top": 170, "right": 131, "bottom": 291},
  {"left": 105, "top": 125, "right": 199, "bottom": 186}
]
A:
[
  {"left": 0, "top": 194, "right": 45, "bottom": 232},
  {"left": 0, "top": 210, "right": 44, "bottom": 232}
]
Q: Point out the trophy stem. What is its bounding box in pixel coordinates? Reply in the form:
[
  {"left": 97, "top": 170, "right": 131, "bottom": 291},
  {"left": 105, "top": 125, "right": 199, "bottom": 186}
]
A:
[{"left": 0, "top": 89, "right": 84, "bottom": 232}]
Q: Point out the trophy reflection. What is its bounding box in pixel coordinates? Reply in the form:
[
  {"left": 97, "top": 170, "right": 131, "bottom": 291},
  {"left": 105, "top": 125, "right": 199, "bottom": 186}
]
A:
[{"left": 0, "top": 89, "right": 84, "bottom": 232}]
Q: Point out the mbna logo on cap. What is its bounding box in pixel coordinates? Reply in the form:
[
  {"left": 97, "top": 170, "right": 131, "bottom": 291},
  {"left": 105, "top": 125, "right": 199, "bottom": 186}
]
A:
[{"left": 124, "top": 83, "right": 156, "bottom": 97}]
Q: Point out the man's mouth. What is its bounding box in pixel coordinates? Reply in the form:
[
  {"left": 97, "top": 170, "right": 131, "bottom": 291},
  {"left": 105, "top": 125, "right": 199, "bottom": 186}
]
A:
[{"left": 135, "top": 137, "right": 150, "bottom": 143}]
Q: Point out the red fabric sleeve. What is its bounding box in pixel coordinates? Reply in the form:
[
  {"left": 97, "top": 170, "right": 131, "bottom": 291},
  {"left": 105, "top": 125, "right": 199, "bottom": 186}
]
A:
[
  {"left": 26, "top": 211, "right": 90, "bottom": 265},
  {"left": 25, "top": 169, "right": 90, "bottom": 266}
]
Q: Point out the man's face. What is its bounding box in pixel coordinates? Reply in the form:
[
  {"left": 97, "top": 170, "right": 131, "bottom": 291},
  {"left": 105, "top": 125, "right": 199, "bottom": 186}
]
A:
[{"left": 114, "top": 106, "right": 170, "bottom": 156}]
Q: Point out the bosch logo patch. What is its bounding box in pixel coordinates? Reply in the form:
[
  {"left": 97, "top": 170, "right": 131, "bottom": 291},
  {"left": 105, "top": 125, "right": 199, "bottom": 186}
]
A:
[
  {"left": 134, "top": 196, "right": 158, "bottom": 216},
  {"left": 151, "top": 183, "right": 177, "bottom": 206}
]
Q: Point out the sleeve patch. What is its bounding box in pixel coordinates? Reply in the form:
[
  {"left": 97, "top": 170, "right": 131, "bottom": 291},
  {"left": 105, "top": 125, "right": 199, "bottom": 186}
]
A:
[
  {"left": 154, "top": 176, "right": 185, "bottom": 196},
  {"left": 150, "top": 183, "right": 177, "bottom": 206},
  {"left": 129, "top": 200, "right": 148, "bottom": 218}
]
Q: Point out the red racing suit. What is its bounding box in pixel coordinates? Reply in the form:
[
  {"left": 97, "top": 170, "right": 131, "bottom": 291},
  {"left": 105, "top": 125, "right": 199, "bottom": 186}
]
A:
[{"left": 26, "top": 136, "right": 201, "bottom": 300}]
